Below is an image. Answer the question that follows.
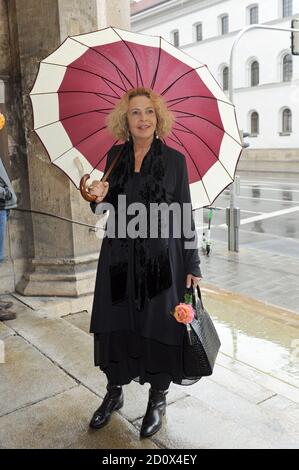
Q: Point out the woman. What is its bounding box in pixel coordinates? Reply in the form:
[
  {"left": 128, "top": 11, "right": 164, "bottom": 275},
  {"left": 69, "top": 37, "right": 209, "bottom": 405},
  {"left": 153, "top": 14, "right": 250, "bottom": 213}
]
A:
[{"left": 88, "top": 87, "right": 202, "bottom": 439}]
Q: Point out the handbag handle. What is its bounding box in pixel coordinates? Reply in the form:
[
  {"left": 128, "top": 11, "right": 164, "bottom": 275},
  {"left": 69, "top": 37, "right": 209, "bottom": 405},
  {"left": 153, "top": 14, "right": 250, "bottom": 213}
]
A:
[
  {"left": 79, "top": 143, "right": 126, "bottom": 202},
  {"left": 185, "top": 285, "right": 204, "bottom": 312},
  {"left": 194, "top": 284, "right": 204, "bottom": 310}
]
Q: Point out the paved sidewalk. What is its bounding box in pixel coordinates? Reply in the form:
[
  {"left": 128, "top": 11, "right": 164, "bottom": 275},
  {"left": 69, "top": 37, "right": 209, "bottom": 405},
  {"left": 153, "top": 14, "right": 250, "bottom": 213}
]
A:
[
  {"left": 0, "top": 285, "right": 299, "bottom": 449},
  {"left": 199, "top": 238, "right": 299, "bottom": 314}
]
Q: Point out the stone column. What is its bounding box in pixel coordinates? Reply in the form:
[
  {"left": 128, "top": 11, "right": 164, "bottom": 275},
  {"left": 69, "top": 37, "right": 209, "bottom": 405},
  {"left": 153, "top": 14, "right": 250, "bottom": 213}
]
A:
[
  {"left": 97, "top": 0, "right": 130, "bottom": 29},
  {"left": 0, "top": 0, "right": 34, "bottom": 294},
  {"left": 9, "top": 0, "right": 130, "bottom": 296}
]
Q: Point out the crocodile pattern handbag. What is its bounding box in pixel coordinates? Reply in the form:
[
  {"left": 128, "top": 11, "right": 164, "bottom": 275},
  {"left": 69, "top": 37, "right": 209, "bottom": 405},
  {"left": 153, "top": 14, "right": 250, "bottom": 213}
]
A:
[{"left": 183, "top": 286, "right": 221, "bottom": 378}]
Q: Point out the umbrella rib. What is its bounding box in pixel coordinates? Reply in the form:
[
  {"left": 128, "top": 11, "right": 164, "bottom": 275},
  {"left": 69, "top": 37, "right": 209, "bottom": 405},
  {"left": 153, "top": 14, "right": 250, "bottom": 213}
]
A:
[
  {"left": 171, "top": 126, "right": 193, "bottom": 135},
  {"left": 89, "top": 139, "right": 121, "bottom": 177},
  {"left": 101, "top": 76, "right": 125, "bottom": 98},
  {"left": 94, "top": 93, "right": 117, "bottom": 106},
  {"left": 32, "top": 89, "right": 118, "bottom": 106},
  {"left": 166, "top": 133, "right": 185, "bottom": 147},
  {"left": 34, "top": 109, "right": 113, "bottom": 132},
  {"left": 150, "top": 36, "right": 162, "bottom": 90},
  {"left": 175, "top": 121, "right": 220, "bottom": 161},
  {"left": 70, "top": 36, "right": 135, "bottom": 90},
  {"left": 174, "top": 120, "right": 236, "bottom": 182},
  {"left": 169, "top": 130, "right": 211, "bottom": 205},
  {"left": 41, "top": 61, "right": 126, "bottom": 97},
  {"left": 111, "top": 27, "right": 144, "bottom": 88},
  {"left": 161, "top": 66, "right": 208, "bottom": 97},
  {"left": 166, "top": 95, "right": 234, "bottom": 108},
  {"left": 172, "top": 109, "right": 242, "bottom": 147},
  {"left": 116, "top": 67, "right": 130, "bottom": 91},
  {"left": 169, "top": 130, "right": 202, "bottom": 180},
  {"left": 51, "top": 125, "right": 108, "bottom": 164}
]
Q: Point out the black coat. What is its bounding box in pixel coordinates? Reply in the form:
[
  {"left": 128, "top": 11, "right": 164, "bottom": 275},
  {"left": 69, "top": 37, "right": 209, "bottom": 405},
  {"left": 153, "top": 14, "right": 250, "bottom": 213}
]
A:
[{"left": 89, "top": 138, "right": 202, "bottom": 347}]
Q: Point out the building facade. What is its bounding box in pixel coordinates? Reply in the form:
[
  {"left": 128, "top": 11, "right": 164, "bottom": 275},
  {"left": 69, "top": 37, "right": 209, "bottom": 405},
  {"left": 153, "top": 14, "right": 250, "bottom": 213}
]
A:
[{"left": 131, "top": 0, "right": 299, "bottom": 152}]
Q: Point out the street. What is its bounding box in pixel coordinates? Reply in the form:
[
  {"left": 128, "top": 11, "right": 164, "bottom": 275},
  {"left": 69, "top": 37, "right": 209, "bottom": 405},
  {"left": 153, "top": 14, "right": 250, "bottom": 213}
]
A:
[{"left": 199, "top": 171, "right": 299, "bottom": 257}]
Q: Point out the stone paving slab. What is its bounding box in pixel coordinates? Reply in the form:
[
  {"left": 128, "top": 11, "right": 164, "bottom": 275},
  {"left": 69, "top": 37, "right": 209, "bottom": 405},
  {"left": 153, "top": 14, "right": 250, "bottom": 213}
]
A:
[
  {"left": 217, "top": 354, "right": 299, "bottom": 404},
  {"left": 206, "top": 361, "right": 275, "bottom": 404},
  {"left": 0, "top": 336, "right": 76, "bottom": 417},
  {"left": 202, "top": 285, "right": 299, "bottom": 329},
  {"left": 0, "top": 386, "right": 158, "bottom": 449},
  {"left": 258, "top": 394, "right": 299, "bottom": 440},
  {"left": 63, "top": 310, "right": 92, "bottom": 335},
  {"left": 202, "top": 286, "right": 299, "bottom": 392},
  {"left": 0, "top": 321, "right": 15, "bottom": 341},
  {"left": 173, "top": 378, "right": 299, "bottom": 448},
  {"left": 200, "top": 238, "right": 299, "bottom": 314},
  {"left": 4, "top": 299, "right": 103, "bottom": 392},
  {"left": 134, "top": 396, "right": 274, "bottom": 449},
  {"left": 259, "top": 394, "right": 298, "bottom": 412},
  {"left": 12, "top": 293, "right": 94, "bottom": 318}
]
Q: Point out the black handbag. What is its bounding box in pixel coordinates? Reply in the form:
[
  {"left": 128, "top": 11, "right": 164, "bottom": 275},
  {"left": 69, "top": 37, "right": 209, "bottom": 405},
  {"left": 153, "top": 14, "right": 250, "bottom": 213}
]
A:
[{"left": 182, "top": 285, "right": 221, "bottom": 378}]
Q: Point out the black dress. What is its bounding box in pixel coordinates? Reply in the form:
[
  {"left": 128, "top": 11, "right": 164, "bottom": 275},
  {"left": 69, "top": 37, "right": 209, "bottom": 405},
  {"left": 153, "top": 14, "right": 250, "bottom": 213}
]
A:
[{"left": 91, "top": 139, "right": 202, "bottom": 390}]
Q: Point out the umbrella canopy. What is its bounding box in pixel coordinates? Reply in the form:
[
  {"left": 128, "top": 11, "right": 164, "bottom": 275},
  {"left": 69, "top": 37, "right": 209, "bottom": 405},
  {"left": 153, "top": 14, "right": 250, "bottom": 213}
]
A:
[{"left": 30, "top": 26, "right": 243, "bottom": 209}]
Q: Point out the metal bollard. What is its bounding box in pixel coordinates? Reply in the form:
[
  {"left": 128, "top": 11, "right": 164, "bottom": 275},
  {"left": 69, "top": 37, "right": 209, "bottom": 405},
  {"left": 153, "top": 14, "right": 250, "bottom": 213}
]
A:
[{"left": 226, "top": 206, "right": 240, "bottom": 252}]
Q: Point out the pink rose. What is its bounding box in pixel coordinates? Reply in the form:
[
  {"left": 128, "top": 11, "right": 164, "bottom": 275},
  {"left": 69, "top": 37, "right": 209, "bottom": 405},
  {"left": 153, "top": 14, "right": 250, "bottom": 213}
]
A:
[{"left": 173, "top": 303, "right": 195, "bottom": 324}]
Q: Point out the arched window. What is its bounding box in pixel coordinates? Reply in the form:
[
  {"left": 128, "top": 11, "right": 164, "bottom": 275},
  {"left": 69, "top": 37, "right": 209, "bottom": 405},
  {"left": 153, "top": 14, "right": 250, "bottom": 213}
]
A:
[
  {"left": 251, "top": 112, "right": 259, "bottom": 135},
  {"left": 251, "top": 61, "right": 259, "bottom": 86},
  {"left": 282, "top": 108, "right": 292, "bottom": 133},
  {"left": 283, "top": 54, "right": 293, "bottom": 81},
  {"left": 223, "top": 66, "right": 229, "bottom": 91}
]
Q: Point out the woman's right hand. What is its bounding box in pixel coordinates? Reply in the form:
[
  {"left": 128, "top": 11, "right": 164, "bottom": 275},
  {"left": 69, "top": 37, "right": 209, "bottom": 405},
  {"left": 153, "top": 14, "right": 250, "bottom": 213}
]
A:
[{"left": 89, "top": 180, "right": 109, "bottom": 203}]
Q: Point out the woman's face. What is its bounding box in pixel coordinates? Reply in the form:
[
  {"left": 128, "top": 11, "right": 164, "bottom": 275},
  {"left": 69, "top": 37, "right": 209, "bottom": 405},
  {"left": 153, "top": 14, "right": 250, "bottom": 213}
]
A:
[{"left": 126, "top": 95, "right": 157, "bottom": 142}]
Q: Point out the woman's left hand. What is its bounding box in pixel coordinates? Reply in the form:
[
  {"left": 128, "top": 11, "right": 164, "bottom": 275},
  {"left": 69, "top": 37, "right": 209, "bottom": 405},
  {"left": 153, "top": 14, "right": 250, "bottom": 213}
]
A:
[{"left": 186, "top": 274, "right": 202, "bottom": 289}]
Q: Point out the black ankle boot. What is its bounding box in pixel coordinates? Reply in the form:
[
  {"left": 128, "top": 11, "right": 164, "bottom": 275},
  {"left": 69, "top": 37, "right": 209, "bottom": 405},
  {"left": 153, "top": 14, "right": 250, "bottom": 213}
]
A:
[
  {"left": 89, "top": 383, "right": 124, "bottom": 429},
  {"left": 140, "top": 388, "right": 168, "bottom": 438}
]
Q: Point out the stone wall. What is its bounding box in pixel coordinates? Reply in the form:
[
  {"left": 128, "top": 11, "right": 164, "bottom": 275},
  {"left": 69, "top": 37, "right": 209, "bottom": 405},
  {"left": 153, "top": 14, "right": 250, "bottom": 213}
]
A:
[
  {"left": 0, "top": 0, "right": 130, "bottom": 295},
  {"left": 0, "top": 0, "right": 34, "bottom": 293},
  {"left": 238, "top": 148, "right": 299, "bottom": 172}
]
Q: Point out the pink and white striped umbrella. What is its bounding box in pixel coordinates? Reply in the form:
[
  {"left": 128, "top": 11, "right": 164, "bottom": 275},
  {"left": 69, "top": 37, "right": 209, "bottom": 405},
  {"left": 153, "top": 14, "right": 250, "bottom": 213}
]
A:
[{"left": 30, "top": 26, "right": 243, "bottom": 209}]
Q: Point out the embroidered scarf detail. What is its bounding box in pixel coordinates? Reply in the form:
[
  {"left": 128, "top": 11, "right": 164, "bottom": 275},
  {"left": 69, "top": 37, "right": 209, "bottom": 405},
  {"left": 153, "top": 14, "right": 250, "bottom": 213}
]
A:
[{"left": 107, "top": 137, "right": 172, "bottom": 312}]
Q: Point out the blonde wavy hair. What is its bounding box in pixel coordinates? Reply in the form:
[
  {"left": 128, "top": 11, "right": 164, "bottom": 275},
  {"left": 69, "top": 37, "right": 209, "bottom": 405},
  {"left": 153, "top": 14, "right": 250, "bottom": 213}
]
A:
[{"left": 106, "top": 87, "right": 174, "bottom": 140}]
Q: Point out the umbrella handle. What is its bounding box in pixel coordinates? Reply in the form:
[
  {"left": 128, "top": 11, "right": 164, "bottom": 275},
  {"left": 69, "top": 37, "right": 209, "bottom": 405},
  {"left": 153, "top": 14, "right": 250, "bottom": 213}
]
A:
[
  {"left": 79, "top": 143, "right": 126, "bottom": 202},
  {"left": 79, "top": 174, "right": 97, "bottom": 202}
]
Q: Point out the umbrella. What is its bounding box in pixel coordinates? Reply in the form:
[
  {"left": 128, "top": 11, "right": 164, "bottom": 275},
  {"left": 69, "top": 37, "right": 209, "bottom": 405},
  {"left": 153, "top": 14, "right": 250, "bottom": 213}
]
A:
[{"left": 30, "top": 26, "right": 243, "bottom": 209}]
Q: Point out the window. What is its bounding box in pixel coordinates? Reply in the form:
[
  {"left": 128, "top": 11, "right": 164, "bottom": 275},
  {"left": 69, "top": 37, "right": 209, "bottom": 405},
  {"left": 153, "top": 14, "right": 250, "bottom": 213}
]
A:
[
  {"left": 282, "top": 0, "right": 292, "bottom": 17},
  {"left": 171, "top": 30, "right": 179, "bottom": 47},
  {"left": 195, "top": 23, "right": 203, "bottom": 42},
  {"left": 249, "top": 5, "right": 259, "bottom": 24},
  {"left": 223, "top": 66, "right": 229, "bottom": 91},
  {"left": 282, "top": 108, "right": 292, "bottom": 133},
  {"left": 221, "top": 15, "right": 229, "bottom": 35},
  {"left": 283, "top": 54, "right": 293, "bottom": 81},
  {"left": 251, "top": 61, "right": 259, "bottom": 86},
  {"left": 251, "top": 112, "right": 259, "bottom": 135}
]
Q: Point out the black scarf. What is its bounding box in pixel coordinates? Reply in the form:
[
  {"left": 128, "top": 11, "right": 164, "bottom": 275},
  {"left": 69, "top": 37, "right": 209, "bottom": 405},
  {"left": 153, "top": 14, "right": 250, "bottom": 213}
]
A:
[{"left": 105, "top": 137, "right": 172, "bottom": 312}]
